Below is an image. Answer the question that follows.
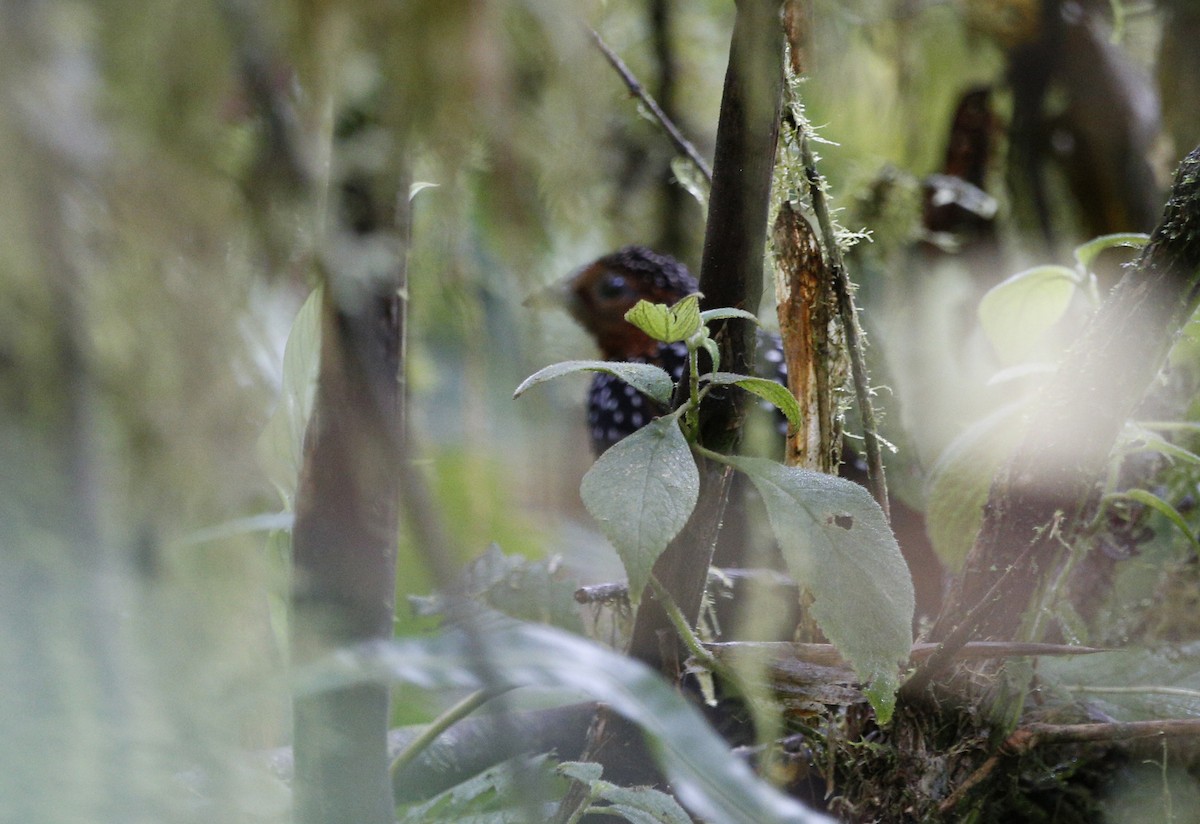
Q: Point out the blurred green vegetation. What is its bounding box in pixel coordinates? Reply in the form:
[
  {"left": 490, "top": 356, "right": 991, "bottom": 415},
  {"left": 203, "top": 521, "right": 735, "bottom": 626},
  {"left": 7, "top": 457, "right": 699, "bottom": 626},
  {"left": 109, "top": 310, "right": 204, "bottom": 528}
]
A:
[{"left": 3, "top": 0, "right": 1199, "bottom": 820}]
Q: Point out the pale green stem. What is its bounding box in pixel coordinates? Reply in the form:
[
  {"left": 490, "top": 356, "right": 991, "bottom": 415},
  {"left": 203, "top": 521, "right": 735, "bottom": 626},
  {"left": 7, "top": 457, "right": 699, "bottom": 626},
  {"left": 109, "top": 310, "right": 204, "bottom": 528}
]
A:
[{"left": 389, "top": 687, "right": 512, "bottom": 780}]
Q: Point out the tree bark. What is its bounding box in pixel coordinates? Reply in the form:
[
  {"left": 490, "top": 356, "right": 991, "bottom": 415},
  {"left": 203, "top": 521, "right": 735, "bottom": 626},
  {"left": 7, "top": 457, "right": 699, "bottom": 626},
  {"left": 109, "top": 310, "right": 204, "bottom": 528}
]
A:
[{"left": 289, "top": 101, "right": 408, "bottom": 824}]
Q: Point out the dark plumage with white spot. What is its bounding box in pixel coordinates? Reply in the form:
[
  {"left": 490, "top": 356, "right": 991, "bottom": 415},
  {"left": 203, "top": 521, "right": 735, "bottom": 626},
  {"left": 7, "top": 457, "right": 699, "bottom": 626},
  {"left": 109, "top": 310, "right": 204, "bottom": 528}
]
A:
[{"left": 564, "top": 246, "right": 787, "bottom": 455}]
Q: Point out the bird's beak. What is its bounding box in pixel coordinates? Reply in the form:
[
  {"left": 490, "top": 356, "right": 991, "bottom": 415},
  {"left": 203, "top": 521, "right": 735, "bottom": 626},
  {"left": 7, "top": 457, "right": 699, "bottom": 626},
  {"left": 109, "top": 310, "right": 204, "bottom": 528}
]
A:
[{"left": 522, "top": 266, "right": 583, "bottom": 314}]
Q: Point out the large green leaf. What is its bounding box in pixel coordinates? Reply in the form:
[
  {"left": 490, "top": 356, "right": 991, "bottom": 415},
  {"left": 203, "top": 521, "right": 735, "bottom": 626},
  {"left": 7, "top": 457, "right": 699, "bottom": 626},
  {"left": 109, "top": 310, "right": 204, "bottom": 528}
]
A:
[
  {"left": 723, "top": 457, "right": 913, "bottom": 722},
  {"left": 580, "top": 417, "right": 698, "bottom": 604},
  {"left": 297, "top": 621, "right": 832, "bottom": 824},
  {"left": 978, "top": 265, "right": 1077, "bottom": 365},
  {"left": 625, "top": 295, "right": 702, "bottom": 343},
  {"left": 513, "top": 360, "right": 673, "bottom": 406}
]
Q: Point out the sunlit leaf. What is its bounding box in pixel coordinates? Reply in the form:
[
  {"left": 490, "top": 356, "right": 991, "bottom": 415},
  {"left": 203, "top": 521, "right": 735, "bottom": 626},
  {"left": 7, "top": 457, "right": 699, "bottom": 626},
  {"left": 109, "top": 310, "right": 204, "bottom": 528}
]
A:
[
  {"left": 408, "top": 181, "right": 440, "bottom": 201},
  {"left": 298, "top": 622, "right": 832, "bottom": 824},
  {"left": 978, "top": 265, "right": 1077, "bottom": 365},
  {"left": 670, "top": 156, "right": 710, "bottom": 208},
  {"left": 1072, "top": 232, "right": 1149, "bottom": 272},
  {"left": 514, "top": 360, "right": 673, "bottom": 406},
  {"left": 256, "top": 286, "right": 324, "bottom": 508},
  {"left": 580, "top": 417, "right": 698, "bottom": 605},
  {"left": 703, "top": 372, "right": 802, "bottom": 430},
  {"left": 625, "top": 295, "right": 702, "bottom": 343},
  {"left": 1120, "top": 425, "right": 1200, "bottom": 468},
  {"left": 173, "top": 511, "right": 294, "bottom": 548},
  {"left": 926, "top": 403, "right": 1028, "bottom": 572},
  {"left": 722, "top": 457, "right": 913, "bottom": 722}
]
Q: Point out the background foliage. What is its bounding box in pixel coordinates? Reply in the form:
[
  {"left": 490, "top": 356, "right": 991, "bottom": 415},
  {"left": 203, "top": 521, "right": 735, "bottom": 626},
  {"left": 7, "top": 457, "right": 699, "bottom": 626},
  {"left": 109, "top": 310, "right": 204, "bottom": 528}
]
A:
[{"left": 3, "top": 0, "right": 1198, "bottom": 821}]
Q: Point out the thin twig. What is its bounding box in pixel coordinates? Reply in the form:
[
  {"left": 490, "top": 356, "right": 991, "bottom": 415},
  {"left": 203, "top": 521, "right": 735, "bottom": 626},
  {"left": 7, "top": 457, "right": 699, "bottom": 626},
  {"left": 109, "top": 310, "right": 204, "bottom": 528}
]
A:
[
  {"left": 901, "top": 540, "right": 1041, "bottom": 698},
  {"left": 648, "top": 575, "right": 721, "bottom": 673},
  {"left": 589, "top": 27, "right": 713, "bottom": 185},
  {"left": 796, "top": 133, "right": 890, "bottom": 519}
]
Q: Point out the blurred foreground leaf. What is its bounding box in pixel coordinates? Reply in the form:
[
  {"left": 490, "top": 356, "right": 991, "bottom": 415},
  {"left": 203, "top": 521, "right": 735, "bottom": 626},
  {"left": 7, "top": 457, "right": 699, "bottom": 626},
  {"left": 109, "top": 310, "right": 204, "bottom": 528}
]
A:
[{"left": 296, "top": 621, "right": 832, "bottom": 824}]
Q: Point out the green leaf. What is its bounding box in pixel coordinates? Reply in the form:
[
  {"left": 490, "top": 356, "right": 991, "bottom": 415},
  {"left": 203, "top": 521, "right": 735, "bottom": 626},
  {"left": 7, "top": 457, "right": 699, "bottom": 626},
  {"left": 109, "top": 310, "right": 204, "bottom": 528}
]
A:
[
  {"left": 557, "top": 761, "right": 604, "bottom": 783},
  {"left": 978, "top": 265, "right": 1077, "bottom": 365},
  {"left": 408, "top": 180, "right": 441, "bottom": 201},
  {"left": 1121, "top": 425, "right": 1200, "bottom": 468},
  {"left": 699, "top": 336, "right": 720, "bottom": 374},
  {"left": 256, "top": 286, "right": 324, "bottom": 508},
  {"left": 1039, "top": 642, "right": 1200, "bottom": 722},
  {"left": 925, "top": 403, "right": 1028, "bottom": 572},
  {"left": 704, "top": 372, "right": 801, "bottom": 430},
  {"left": 559, "top": 762, "right": 692, "bottom": 824},
  {"left": 722, "top": 457, "right": 913, "bottom": 722},
  {"left": 1104, "top": 490, "right": 1200, "bottom": 552},
  {"left": 173, "top": 512, "right": 294, "bottom": 548},
  {"left": 514, "top": 360, "right": 673, "bottom": 406},
  {"left": 580, "top": 417, "right": 699, "bottom": 605},
  {"left": 699, "top": 307, "right": 759, "bottom": 325},
  {"left": 398, "top": 753, "right": 559, "bottom": 823},
  {"left": 300, "top": 622, "right": 832, "bottom": 824},
  {"left": 1072, "top": 232, "right": 1149, "bottom": 271},
  {"left": 625, "top": 294, "right": 702, "bottom": 343},
  {"left": 410, "top": 544, "right": 585, "bottom": 634},
  {"left": 670, "top": 156, "right": 710, "bottom": 208}
]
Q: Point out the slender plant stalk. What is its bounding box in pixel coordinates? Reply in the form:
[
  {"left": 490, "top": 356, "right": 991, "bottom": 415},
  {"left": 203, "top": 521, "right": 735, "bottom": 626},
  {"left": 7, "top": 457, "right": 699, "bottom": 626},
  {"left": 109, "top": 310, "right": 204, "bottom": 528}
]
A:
[
  {"left": 389, "top": 688, "right": 511, "bottom": 779},
  {"left": 797, "top": 131, "right": 890, "bottom": 520},
  {"left": 589, "top": 27, "right": 713, "bottom": 186}
]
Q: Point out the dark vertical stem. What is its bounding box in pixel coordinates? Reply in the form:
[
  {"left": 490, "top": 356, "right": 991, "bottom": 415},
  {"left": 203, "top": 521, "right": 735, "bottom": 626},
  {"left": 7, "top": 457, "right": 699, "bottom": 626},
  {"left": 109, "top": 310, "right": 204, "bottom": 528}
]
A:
[
  {"left": 290, "top": 285, "right": 403, "bottom": 824},
  {"left": 628, "top": 0, "right": 784, "bottom": 672},
  {"left": 650, "top": 0, "right": 689, "bottom": 256}
]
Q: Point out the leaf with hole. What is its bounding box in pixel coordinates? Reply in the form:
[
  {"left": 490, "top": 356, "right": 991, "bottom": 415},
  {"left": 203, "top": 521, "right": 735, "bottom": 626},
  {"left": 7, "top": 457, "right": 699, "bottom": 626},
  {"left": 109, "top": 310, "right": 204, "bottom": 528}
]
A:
[{"left": 722, "top": 457, "right": 913, "bottom": 722}]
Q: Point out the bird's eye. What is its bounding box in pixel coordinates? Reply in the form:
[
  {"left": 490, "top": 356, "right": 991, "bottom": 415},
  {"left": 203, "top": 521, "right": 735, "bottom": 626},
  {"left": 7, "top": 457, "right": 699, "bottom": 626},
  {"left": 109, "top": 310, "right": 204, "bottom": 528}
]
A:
[{"left": 595, "top": 273, "right": 632, "bottom": 301}]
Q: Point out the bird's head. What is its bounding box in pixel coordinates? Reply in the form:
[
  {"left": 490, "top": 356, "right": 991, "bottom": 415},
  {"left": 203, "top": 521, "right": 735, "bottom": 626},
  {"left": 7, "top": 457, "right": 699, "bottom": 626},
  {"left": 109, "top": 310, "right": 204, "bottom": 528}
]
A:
[{"left": 560, "top": 246, "right": 698, "bottom": 360}]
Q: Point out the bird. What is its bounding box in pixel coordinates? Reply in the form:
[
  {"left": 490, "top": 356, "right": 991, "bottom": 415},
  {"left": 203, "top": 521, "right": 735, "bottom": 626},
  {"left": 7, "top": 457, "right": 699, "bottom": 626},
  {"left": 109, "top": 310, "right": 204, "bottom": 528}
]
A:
[
  {"left": 558, "top": 245, "right": 946, "bottom": 625},
  {"left": 562, "top": 245, "right": 786, "bottom": 455}
]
